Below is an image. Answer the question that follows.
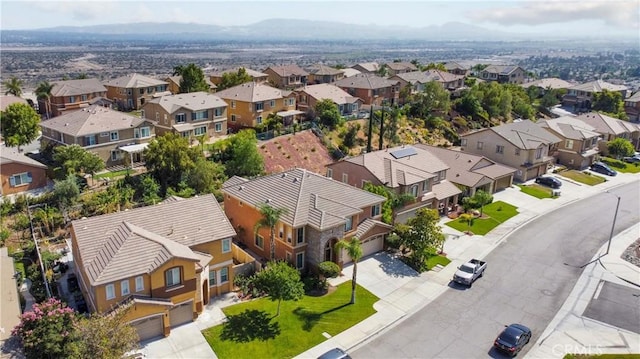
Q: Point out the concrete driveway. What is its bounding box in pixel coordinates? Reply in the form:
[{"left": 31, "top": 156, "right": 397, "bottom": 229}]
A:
[{"left": 142, "top": 322, "right": 216, "bottom": 359}]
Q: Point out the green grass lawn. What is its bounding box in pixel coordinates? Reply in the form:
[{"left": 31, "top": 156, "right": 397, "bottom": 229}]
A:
[
  {"left": 94, "top": 169, "right": 130, "bottom": 179},
  {"left": 559, "top": 170, "right": 606, "bottom": 185},
  {"left": 426, "top": 255, "right": 451, "bottom": 270},
  {"left": 202, "top": 282, "right": 378, "bottom": 359},
  {"left": 517, "top": 184, "right": 554, "bottom": 199},
  {"left": 14, "top": 260, "right": 25, "bottom": 281},
  {"left": 601, "top": 157, "right": 640, "bottom": 174},
  {"left": 445, "top": 201, "right": 519, "bottom": 235}
]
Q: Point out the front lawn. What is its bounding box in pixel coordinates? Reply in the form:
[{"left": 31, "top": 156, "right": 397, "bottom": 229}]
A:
[
  {"left": 202, "top": 282, "right": 378, "bottom": 359},
  {"left": 559, "top": 170, "right": 606, "bottom": 186},
  {"left": 445, "top": 201, "right": 519, "bottom": 235},
  {"left": 426, "top": 255, "right": 451, "bottom": 270},
  {"left": 601, "top": 157, "right": 640, "bottom": 174},
  {"left": 517, "top": 184, "right": 554, "bottom": 199}
]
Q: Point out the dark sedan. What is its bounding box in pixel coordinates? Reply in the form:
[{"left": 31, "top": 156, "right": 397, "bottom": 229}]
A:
[
  {"left": 623, "top": 155, "right": 640, "bottom": 163},
  {"left": 494, "top": 323, "right": 531, "bottom": 357},
  {"left": 535, "top": 176, "right": 562, "bottom": 189},
  {"left": 590, "top": 162, "right": 617, "bottom": 176}
]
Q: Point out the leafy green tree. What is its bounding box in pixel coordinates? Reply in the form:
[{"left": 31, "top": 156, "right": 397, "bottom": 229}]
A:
[
  {"left": 35, "top": 80, "right": 54, "bottom": 119},
  {"left": 456, "top": 91, "right": 488, "bottom": 121},
  {"left": 143, "top": 133, "right": 200, "bottom": 195},
  {"left": 607, "top": 138, "right": 635, "bottom": 159},
  {"left": 254, "top": 204, "right": 288, "bottom": 260},
  {"left": 139, "top": 175, "right": 162, "bottom": 205},
  {"left": 315, "top": 99, "right": 342, "bottom": 129},
  {"left": 410, "top": 81, "right": 451, "bottom": 119},
  {"left": 459, "top": 213, "right": 475, "bottom": 234},
  {"left": 68, "top": 309, "right": 139, "bottom": 359},
  {"left": 393, "top": 208, "right": 444, "bottom": 272},
  {"left": 186, "top": 157, "right": 227, "bottom": 197},
  {"left": 52, "top": 145, "right": 104, "bottom": 179},
  {"left": 540, "top": 89, "right": 560, "bottom": 109},
  {"left": 592, "top": 89, "right": 627, "bottom": 120},
  {"left": 342, "top": 123, "right": 359, "bottom": 148},
  {"left": 3, "top": 76, "right": 23, "bottom": 97},
  {"left": 471, "top": 190, "right": 493, "bottom": 216},
  {"left": 505, "top": 84, "right": 535, "bottom": 120},
  {"left": 375, "top": 64, "right": 388, "bottom": 77},
  {"left": 33, "top": 206, "right": 63, "bottom": 237},
  {"left": 0, "top": 103, "right": 40, "bottom": 151},
  {"left": 253, "top": 261, "right": 305, "bottom": 316},
  {"left": 223, "top": 130, "right": 264, "bottom": 178},
  {"left": 335, "top": 237, "right": 363, "bottom": 304},
  {"left": 363, "top": 183, "right": 414, "bottom": 224},
  {"left": 75, "top": 73, "right": 88, "bottom": 80},
  {"left": 218, "top": 68, "right": 253, "bottom": 91},
  {"left": 173, "top": 63, "right": 209, "bottom": 93},
  {"left": 54, "top": 174, "right": 80, "bottom": 220},
  {"left": 422, "top": 62, "right": 447, "bottom": 71}
]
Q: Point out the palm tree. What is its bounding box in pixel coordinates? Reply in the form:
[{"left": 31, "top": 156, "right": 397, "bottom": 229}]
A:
[
  {"left": 3, "top": 76, "right": 23, "bottom": 97},
  {"left": 35, "top": 81, "right": 54, "bottom": 119},
  {"left": 335, "top": 237, "right": 363, "bottom": 304},
  {"left": 254, "top": 203, "right": 288, "bottom": 260}
]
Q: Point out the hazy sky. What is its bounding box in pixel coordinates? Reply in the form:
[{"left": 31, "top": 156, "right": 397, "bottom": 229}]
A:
[{"left": 1, "top": 0, "right": 638, "bottom": 37}]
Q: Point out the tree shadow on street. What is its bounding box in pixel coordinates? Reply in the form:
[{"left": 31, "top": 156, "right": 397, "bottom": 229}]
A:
[
  {"left": 220, "top": 309, "right": 280, "bottom": 343},
  {"left": 293, "top": 303, "right": 350, "bottom": 331}
]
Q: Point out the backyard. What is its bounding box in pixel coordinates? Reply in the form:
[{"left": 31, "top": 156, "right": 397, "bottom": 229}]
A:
[
  {"left": 445, "top": 201, "right": 519, "bottom": 235},
  {"left": 559, "top": 170, "right": 607, "bottom": 185},
  {"left": 202, "top": 282, "right": 378, "bottom": 359}
]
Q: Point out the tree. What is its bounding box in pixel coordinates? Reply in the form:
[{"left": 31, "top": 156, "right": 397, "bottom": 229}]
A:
[
  {"left": 53, "top": 174, "right": 80, "bottom": 221},
  {"left": 33, "top": 206, "right": 63, "bottom": 237},
  {"left": 139, "top": 175, "right": 162, "bottom": 205},
  {"left": 35, "top": 80, "right": 54, "bottom": 119},
  {"left": 75, "top": 73, "right": 88, "bottom": 80},
  {"left": 52, "top": 145, "right": 104, "bottom": 179},
  {"left": 3, "top": 76, "right": 23, "bottom": 96},
  {"left": 342, "top": 123, "right": 359, "bottom": 148},
  {"left": 335, "top": 237, "right": 363, "bottom": 304},
  {"left": 393, "top": 208, "right": 444, "bottom": 272},
  {"left": 607, "top": 138, "right": 635, "bottom": 159},
  {"left": 592, "top": 89, "right": 627, "bottom": 120},
  {"left": 410, "top": 81, "right": 451, "bottom": 119},
  {"left": 218, "top": 68, "right": 253, "bottom": 91},
  {"left": 173, "top": 63, "right": 209, "bottom": 93},
  {"left": 314, "top": 99, "right": 342, "bottom": 129},
  {"left": 253, "top": 261, "right": 304, "bottom": 316},
  {"left": 0, "top": 103, "right": 40, "bottom": 151},
  {"left": 68, "top": 310, "right": 139, "bottom": 359},
  {"left": 363, "top": 183, "right": 414, "bottom": 224},
  {"left": 11, "top": 298, "right": 76, "bottom": 359},
  {"left": 143, "top": 133, "right": 201, "bottom": 195},
  {"left": 223, "top": 130, "right": 264, "bottom": 178},
  {"left": 539, "top": 89, "right": 560, "bottom": 109},
  {"left": 459, "top": 213, "right": 475, "bottom": 235},
  {"left": 471, "top": 190, "right": 493, "bottom": 216},
  {"left": 254, "top": 204, "right": 288, "bottom": 260},
  {"left": 186, "top": 157, "right": 227, "bottom": 197}
]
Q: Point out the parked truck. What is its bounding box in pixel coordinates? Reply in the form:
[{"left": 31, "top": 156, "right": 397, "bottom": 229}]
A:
[{"left": 452, "top": 259, "right": 487, "bottom": 286}]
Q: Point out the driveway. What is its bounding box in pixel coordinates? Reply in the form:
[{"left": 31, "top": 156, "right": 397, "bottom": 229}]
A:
[{"left": 142, "top": 323, "right": 216, "bottom": 359}]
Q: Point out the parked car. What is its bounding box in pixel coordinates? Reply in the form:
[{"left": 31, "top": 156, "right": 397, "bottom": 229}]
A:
[
  {"left": 623, "top": 155, "right": 640, "bottom": 163},
  {"left": 318, "top": 348, "right": 351, "bottom": 359},
  {"left": 534, "top": 176, "right": 562, "bottom": 189},
  {"left": 590, "top": 162, "right": 617, "bottom": 176},
  {"left": 494, "top": 323, "right": 532, "bottom": 356},
  {"left": 452, "top": 259, "right": 487, "bottom": 287}
]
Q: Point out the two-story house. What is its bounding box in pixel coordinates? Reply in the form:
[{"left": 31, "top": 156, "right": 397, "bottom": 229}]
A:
[
  {"left": 326, "top": 145, "right": 462, "bottom": 223},
  {"left": 479, "top": 65, "right": 527, "bottom": 84},
  {"left": 70, "top": 195, "right": 242, "bottom": 341},
  {"left": 443, "top": 62, "right": 469, "bottom": 76},
  {"left": 521, "top": 78, "right": 573, "bottom": 93},
  {"left": 623, "top": 91, "right": 640, "bottom": 121},
  {"left": 142, "top": 92, "right": 228, "bottom": 139},
  {"left": 263, "top": 65, "right": 309, "bottom": 90},
  {"left": 538, "top": 116, "right": 601, "bottom": 169},
  {"left": 39, "top": 105, "right": 156, "bottom": 167},
  {"left": 0, "top": 95, "right": 29, "bottom": 112},
  {"left": 37, "top": 78, "right": 107, "bottom": 118},
  {"left": 384, "top": 62, "right": 418, "bottom": 76},
  {"left": 222, "top": 168, "right": 390, "bottom": 269},
  {"left": 460, "top": 120, "right": 561, "bottom": 182},
  {"left": 104, "top": 74, "right": 170, "bottom": 111},
  {"left": 214, "top": 82, "right": 299, "bottom": 130},
  {"left": 208, "top": 67, "right": 269, "bottom": 86},
  {"left": 577, "top": 112, "right": 640, "bottom": 152},
  {"left": 391, "top": 70, "right": 465, "bottom": 94},
  {"left": 334, "top": 74, "right": 400, "bottom": 106},
  {"left": 295, "top": 84, "right": 362, "bottom": 117},
  {"left": 562, "top": 80, "right": 628, "bottom": 111},
  {"left": 1, "top": 146, "right": 49, "bottom": 196},
  {"left": 305, "top": 64, "right": 345, "bottom": 84},
  {"left": 350, "top": 62, "right": 379, "bottom": 74},
  {"left": 165, "top": 75, "right": 217, "bottom": 94}
]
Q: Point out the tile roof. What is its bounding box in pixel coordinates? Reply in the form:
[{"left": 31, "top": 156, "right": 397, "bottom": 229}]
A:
[
  {"left": 214, "top": 82, "right": 286, "bottom": 103},
  {"left": 147, "top": 91, "right": 226, "bottom": 113},
  {"left": 568, "top": 80, "right": 627, "bottom": 93},
  {"left": 351, "top": 62, "right": 379, "bottom": 72},
  {"left": 166, "top": 75, "right": 216, "bottom": 89},
  {"left": 392, "top": 70, "right": 463, "bottom": 84},
  {"left": 297, "top": 84, "right": 361, "bottom": 105},
  {"left": 71, "top": 194, "right": 235, "bottom": 286},
  {"left": 208, "top": 67, "right": 268, "bottom": 78},
  {"left": 306, "top": 64, "right": 344, "bottom": 76},
  {"left": 39, "top": 105, "right": 145, "bottom": 137},
  {"left": 0, "top": 145, "right": 48, "bottom": 168},
  {"left": 385, "top": 62, "right": 418, "bottom": 71},
  {"left": 432, "top": 180, "right": 462, "bottom": 200},
  {"left": 341, "top": 68, "right": 362, "bottom": 78},
  {"left": 353, "top": 218, "right": 392, "bottom": 239},
  {"left": 51, "top": 78, "right": 107, "bottom": 97},
  {"left": 626, "top": 91, "right": 640, "bottom": 102},
  {"left": 335, "top": 73, "right": 399, "bottom": 90},
  {"left": 576, "top": 112, "right": 640, "bottom": 135},
  {"left": 468, "top": 120, "right": 561, "bottom": 150},
  {"left": 103, "top": 73, "right": 168, "bottom": 88},
  {"left": 222, "top": 168, "right": 385, "bottom": 231},
  {"left": 482, "top": 65, "right": 523, "bottom": 75},
  {"left": 265, "top": 64, "right": 309, "bottom": 77},
  {"left": 521, "top": 78, "right": 573, "bottom": 90},
  {"left": 0, "top": 95, "right": 28, "bottom": 112},
  {"left": 538, "top": 116, "right": 601, "bottom": 140},
  {"left": 443, "top": 62, "right": 467, "bottom": 71}
]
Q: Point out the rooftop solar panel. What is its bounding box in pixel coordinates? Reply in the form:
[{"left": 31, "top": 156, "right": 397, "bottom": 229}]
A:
[{"left": 390, "top": 147, "right": 417, "bottom": 159}]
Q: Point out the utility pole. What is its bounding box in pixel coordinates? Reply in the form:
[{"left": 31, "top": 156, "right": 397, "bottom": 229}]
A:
[{"left": 605, "top": 194, "right": 621, "bottom": 255}]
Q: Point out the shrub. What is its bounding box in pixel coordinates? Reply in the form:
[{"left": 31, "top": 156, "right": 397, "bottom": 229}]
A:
[{"left": 318, "top": 261, "right": 340, "bottom": 279}]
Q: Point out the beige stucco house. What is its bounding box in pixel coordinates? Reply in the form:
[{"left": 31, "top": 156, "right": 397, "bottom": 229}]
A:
[{"left": 538, "top": 116, "right": 601, "bottom": 169}]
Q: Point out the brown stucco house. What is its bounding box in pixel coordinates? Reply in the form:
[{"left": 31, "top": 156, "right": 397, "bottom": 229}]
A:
[
  {"left": 460, "top": 120, "right": 561, "bottom": 182},
  {"left": 263, "top": 65, "right": 309, "bottom": 90},
  {"left": 38, "top": 78, "right": 107, "bottom": 118},
  {"left": 104, "top": 74, "right": 170, "bottom": 111},
  {"left": 538, "top": 116, "right": 601, "bottom": 169},
  {"left": 141, "top": 91, "right": 228, "bottom": 139},
  {"left": 326, "top": 145, "right": 462, "bottom": 223},
  {"left": 221, "top": 168, "right": 390, "bottom": 270},
  {"left": 294, "top": 83, "right": 362, "bottom": 117},
  {"left": 0, "top": 146, "right": 49, "bottom": 196},
  {"left": 443, "top": 62, "right": 469, "bottom": 76},
  {"left": 479, "top": 65, "right": 527, "bottom": 84},
  {"left": 390, "top": 70, "right": 465, "bottom": 95},
  {"left": 384, "top": 62, "right": 418, "bottom": 76},
  {"left": 562, "top": 80, "right": 628, "bottom": 111},
  {"left": 350, "top": 62, "right": 380, "bottom": 74},
  {"left": 334, "top": 74, "right": 400, "bottom": 106},
  {"left": 39, "top": 105, "right": 156, "bottom": 167},
  {"left": 624, "top": 91, "right": 640, "bottom": 121},
  {"left": 70, "top": 195, "right": 244, "bottom": 341},
  {"left": 576, "top": 112, "right": 640, "bottom": 152},
  {"left": 305, "top": 64, "right": 345, "bottom": 84}
]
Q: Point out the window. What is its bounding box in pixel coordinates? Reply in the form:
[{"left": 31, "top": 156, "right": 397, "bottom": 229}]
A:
[
  {"left": 565, "top": 139, "right": 574, "bottom": 149},
  {"left": 287, "top": 98, "right": 295, "bottom": 106},
  {"left": 193, "top": 110, "right": 208, "bottom": 121},
  {"left": 422, "top": 179, "right": 429, "bottom": 191},
  {"left": 535, "top": 147, "right": 543, "bottom": 159},
  {"left": 106, "top": 284, "right": 115, "bottom": 300},
  {"left": 121, "top": 280, "right": 130, "bottom": 296},
  {"left": 255, "top": 234, "right": 264, "bottom": 249},
  {"left": 231, "top": 100, "right": 236, "bottom": 109},
  {"left": 256, "top": 116, "right": 263, "bottom": 124},
  {"left": 194, "top": 126, "right": 207, "bottom": 136},
  {"left": 296, "top": 227, "right": 304, "bottom": 244},
  {"left": 85, "top": 136, "right": 96, "bottom": 146},
  {"left": 110, "top": 131, "right": 119, "bottom": 141},
  {"left": 296, "top": 252, "right": 304, "bottom": 269},
  {"left": 135, "top": 126, "right": 151, "bottom": 138},
  {"left": 81, "top": 94, "right": 88, "bottom": 101},
  {"left": 371, "top": 204, "right": 381, "bottom": 217},
  {"left": 342, "top": 173, "right": 348, "bottom": 183},
  {"left": 165, "top": 267, "right": 182, "bottom": 287},
  {"left": 215, "top": 122, "right": 222, "bottom": 132},
  {"left": 410, "top": 185, "right": 418, "bottom": 197},
  {"left": 496, "top": 145, "right": 504, "bottom": 154},
  {"left": 222, "top": 238, "right": 231, "bottom": 253},
  {"left": 139, "top": 88, "right": 144, "bottom": 95},
  {"left": 270, "top": 100, "right": 276, "bottom": 108},
  {"left": 69, "top": 96, "right": 76, "bottom": 103},
  {"left": 175, "top": 113, "right": 186, "bottom": 123},
  {"left": 135, "top": 276, "right": 144, "bottom": 292},
  {"left": 181, "top": 131, "right": 191, "bottom": 138},
  {"left": 287, "top": 229, "right": 292, "bottom": 243},
  {"left": 279, "top": 224, "right": 284, "bottom": 238},
  {"left": 231, "top": 114, "right": 236, "bottom": 122},
  {"left": 255, "top": 102, "right": 264, "bottom": 111},
  {"left": 515, "top": 148, "right": 521, "bottom": 156},
  {"left": 460, "top": 138, "right": 467, "bottom": 146},
  {"left": 164, "top": 114, "right": 168, "bottom": 124},
  {"left": 110, "top": 150, "right": 120, "bottom": 162},
  {"left": 345, "top": 216, "right": 353, "bottom": 231},
  {"left": 326, "top": 168, "right": 333, "bottom": 178},
  {"left": 220, "top": 267, "right": 228, "bottom": 283},
  {"left": 155, "top": 112, "right": 160, "bottom": 121},
  {"left": 9, "top": 172, "right": 32, "bottom": 187},
  {"left": 209, "top": 269, "right": 217, "bottom": 285},
  {"left": 214, "top": 107, "right": 224, "bottom": 117},
  {"left": 476, "top": 141, "right": 484, "bottom": 150}
]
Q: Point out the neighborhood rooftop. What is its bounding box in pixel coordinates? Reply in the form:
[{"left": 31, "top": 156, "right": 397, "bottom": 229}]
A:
[
  {"left": 335, "top": 73, "right": 398, "bottom": 89},
  {"left": 149, "top": 91, "right": 227, "bottom": 113},
  {"left": 476, "top": 120, "right": 562, "bottom": 150},
  {"left": 51, "top": 78, "right": 107, "bottom": 97},
  {"left": 214, "top": 82, "right": 289, "bottom": 102},
  {"left": 103, "top": 73, "right": 168, "bottom": 88},
  {"left": 39, "top": 105, "right": 146, "bottom": 136}
]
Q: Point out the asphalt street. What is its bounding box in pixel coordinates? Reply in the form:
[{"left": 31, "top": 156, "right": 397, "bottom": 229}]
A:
[
  {"left": 583, "top": 281, "right": 640, "bottom": 334},
  {"left": 353, "top": 181, "right": 640, "bottom": 359}
]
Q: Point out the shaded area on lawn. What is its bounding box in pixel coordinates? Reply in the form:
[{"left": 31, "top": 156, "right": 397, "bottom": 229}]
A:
[
  {"left": 517, "top": 184, "right": 554, "bottom": 199},
  {"left": 445, "top": 201, "right": 519, "bottom": 235},
  {"left": 293, "top": 303, "right": 351, "bottom": 331},
  {"left": 559, "top": 170, "right": 606, "bottom": 185},
  {"left": 601, "top": 157, "right": 640, "bottom": 174},
  {"left": 220, "top": 309, "right": 280, "bottom": 343}
]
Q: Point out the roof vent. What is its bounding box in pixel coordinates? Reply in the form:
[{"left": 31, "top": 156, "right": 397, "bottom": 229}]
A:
[
  {"left": 293, "top": 177, "right": 299, "bottom": 183},
  {"left": 65, "top": 123, "right": 69, "bottom": 126},
  {"left": 468, "top": 159, "right": 472, "bottom": 163},
  {"left": 239, "top": 185, "right": 244, "bottom": 191},
  {"left": 281, "top": 173, "right": 287, "bottom": 178},
  {"left": 265, "top": 199, "right": 271, "bottom": 203}
]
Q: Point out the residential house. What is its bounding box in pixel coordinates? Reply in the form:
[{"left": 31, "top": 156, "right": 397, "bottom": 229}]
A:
[
  {"left": 414, "top": 144, "right": 516, "bottom": 197},
  {"left": 460, "top": 120, "right": 561, "bottom": 182},
  {"left": 577, "top": 112, "right": 640, "bottom": 152},
  {"left": 39, "top": 105, "right": 156, "bottom": 167},
  {"left": 521, "top": 78, "right": 573, "bottom": 92},
  {"left": 305, "top": 64, "right": 345, "bottom": 84},
  {"left": 70, "top": 195, "right": 244, "bottom": 341},
  {"left": 104, "top": 74, "right": 170, "bottom": 111},
  {"left": 334, "top": 74, "right": 400, "bottom": 106},
  {"left": 326, "top": 145, "right": 462, "bottom": 223},
  {"left": 538, "top": 116, "right": 601, "bottom": 169},
  {"left": 350, "top": 62, "right": 380, "bottom": 74},
  {"left": 208, "top": 67, "right": 269, "bottom": 86},
  {"left": 0, "top": 95, "right": 29, "bottom": 112},
  {"left": 222, "top": 168, "right": 391, "bottom": 269},
  {"left": 38, "top": 78, "right": 107, "bottom": 118},
  {"left": 295, "top": 84, "right": 362, "bottom": 117},
  {"left": 391, "top": 70, "right": 465, "bottom": 94},
  {"left": 623, "top": 91, "right": 640, "bottom": 121},
  {"left": 165, "top": 75, "right": 217, "bottom": 94},
  {"left": 263, "top": 65, "right": 309, "bottom": 90},
  {"left": 142, "top": 92, "right": 228, "bottom": 139},
  {"left": 443, "top": 62, "right": 469, "bottom": 76},
  {"left": 562, "top": 80, "right": 628, "bottom": 111},
  {"left": 214, "top": 82, "right": 300, "bottom": 130},
  {"left": 479, "top": 65, "right": 527, "bottom": 84},
  {"left": 341, "top": 68, "right": 362, "bottom": 78},
  {"left": 384, "top": 62, "right": 418, "bottom": 76},
  {"left": 0, "top": 146, "right": 48, "bottom": 196}
]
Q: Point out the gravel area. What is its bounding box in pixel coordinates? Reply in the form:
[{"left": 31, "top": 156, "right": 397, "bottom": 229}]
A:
[{"left": 621, "top": 238, "right": 640, "bottom": 268}]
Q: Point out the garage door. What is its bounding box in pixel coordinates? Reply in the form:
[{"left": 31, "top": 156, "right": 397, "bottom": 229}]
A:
[
  {"left": 343, "top": 235, "right": 383, "bottom": 264},
  {"left": 495, "top": 176, "right": 511, "bottom": 192},
  {"left": 131, "top": 316, "right": 163, "bottom": 342},
  {"left": 395, "top": 208, "right": 419, "bottom": 224},
  {"left": 169, "top": 301, "right": 193, "bottom": 328}
]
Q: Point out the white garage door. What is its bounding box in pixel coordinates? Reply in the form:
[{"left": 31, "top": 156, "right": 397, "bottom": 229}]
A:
[
  {"left": 131, "top": 316, "right": 163, "bottom": 342},
  {"left": 169, "top": 301, "right": 193, "bottom": 328},
  {"left": 343, "top": 235, "right": 383, "bottom": 264}
]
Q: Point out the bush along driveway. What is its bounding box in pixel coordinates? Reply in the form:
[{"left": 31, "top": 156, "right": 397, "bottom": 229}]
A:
[{"left": 445, "top": 201, "right": 519, "bottom": 235}]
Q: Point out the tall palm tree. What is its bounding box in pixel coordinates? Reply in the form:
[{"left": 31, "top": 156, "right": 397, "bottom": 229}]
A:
[
  {"left": 3, "top": 76, "right": 23, "bottom": 97},
  {"left": 35, "top": 81, "right": 54, "bottom": 119},
  {"left": 254, "top": 203, "right": 288, "bottom": 261},
  {"left": 335, "top": 237, "right": 363, "bottom": 304}
]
